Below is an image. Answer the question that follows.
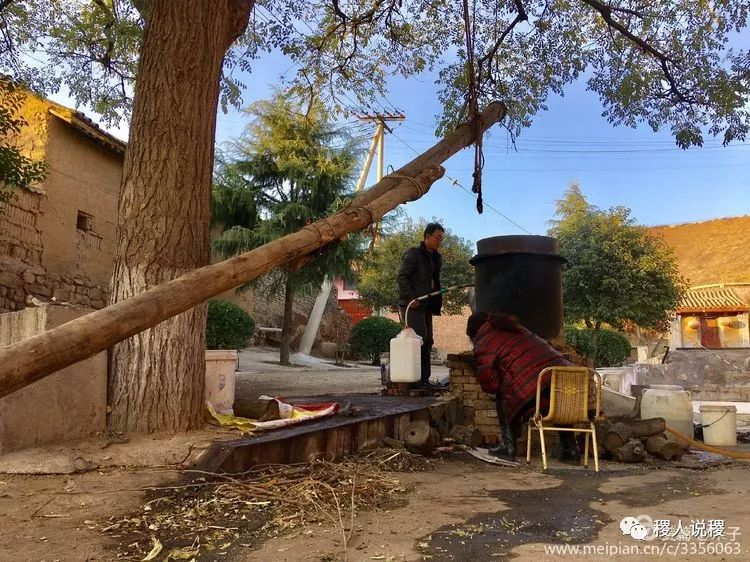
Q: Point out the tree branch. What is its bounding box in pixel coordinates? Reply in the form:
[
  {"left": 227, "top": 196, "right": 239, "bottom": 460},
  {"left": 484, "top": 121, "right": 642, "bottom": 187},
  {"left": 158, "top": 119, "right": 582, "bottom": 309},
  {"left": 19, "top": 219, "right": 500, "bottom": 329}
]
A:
[
  {"left": 608, "top": 5, "right": 646, "bottom": 19},
  {"left": 0, "top": 0, "right": 17, "bottom": 14},
  {"left": 580, "top": 0, "right": 690, "bottom": 103},
  {"left": 330, "top": 0, "right": 347, "bottom": 24},
  {"left": 476, "top": 0, "right": 528, "bottom": 87}
]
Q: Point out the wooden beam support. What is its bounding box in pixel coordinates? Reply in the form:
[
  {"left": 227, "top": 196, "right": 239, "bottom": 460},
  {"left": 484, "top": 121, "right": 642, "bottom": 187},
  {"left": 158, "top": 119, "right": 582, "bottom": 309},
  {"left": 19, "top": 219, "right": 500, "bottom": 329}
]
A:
[{"left": 0, "top": 166, "right": 442, "bottom": 397}]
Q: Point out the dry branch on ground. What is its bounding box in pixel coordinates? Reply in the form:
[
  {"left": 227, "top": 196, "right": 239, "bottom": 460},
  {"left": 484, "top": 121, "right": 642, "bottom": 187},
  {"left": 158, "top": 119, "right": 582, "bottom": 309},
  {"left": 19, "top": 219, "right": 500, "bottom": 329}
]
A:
[{"left": 99, "top": 449, "right": 434, "bottom": 560}]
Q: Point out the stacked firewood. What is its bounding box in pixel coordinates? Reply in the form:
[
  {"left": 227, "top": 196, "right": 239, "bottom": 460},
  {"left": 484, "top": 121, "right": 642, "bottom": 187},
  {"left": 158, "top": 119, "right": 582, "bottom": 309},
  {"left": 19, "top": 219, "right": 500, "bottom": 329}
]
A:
[{"left": 595, "top": 417, "right": 685, "bottom": 463}]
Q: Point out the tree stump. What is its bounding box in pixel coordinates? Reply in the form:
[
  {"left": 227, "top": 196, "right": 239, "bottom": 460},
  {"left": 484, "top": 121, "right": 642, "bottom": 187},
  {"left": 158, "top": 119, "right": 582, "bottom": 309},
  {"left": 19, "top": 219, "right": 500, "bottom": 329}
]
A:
[
  {"left": 612, "top": 438, "right": 647, "bottom": 463},
  {"left": 646, "top": 435, "right": 684, "bottom": 461},
  {"left": 403, "top": 420, "right": 439, "bottom": 455},
  {"left": 603, "top": 422, "right": 635, "bottom": 454}
]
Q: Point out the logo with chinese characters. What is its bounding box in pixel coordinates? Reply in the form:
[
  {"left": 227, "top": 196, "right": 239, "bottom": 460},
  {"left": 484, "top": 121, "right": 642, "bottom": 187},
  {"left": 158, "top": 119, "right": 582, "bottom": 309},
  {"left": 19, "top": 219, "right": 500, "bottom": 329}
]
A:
[{"left": 620, "top": 516, "right": 739, "bottom": 542}]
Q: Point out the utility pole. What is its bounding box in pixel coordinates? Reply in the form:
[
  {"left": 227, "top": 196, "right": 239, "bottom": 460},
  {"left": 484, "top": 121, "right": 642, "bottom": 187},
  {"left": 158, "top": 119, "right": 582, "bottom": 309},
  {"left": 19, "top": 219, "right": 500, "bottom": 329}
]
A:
[
  {"left": 356, "top": 113, "right": 406, "bottom": 190},
  {"left": 299, "top": 112, "right": 404, "bottom": 353},
  {"left": 356, "top": 113, "right": 405, "bottom": 246},
  {"left": 301, "top": 113, "right": 405, "bottom": 350}
]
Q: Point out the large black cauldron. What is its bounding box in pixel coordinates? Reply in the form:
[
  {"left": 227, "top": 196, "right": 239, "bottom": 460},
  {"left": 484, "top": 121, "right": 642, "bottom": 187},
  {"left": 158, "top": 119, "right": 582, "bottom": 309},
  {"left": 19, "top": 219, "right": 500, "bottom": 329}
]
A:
[{"left": 470, "top": 235, "right": 564, "bottom": 340}]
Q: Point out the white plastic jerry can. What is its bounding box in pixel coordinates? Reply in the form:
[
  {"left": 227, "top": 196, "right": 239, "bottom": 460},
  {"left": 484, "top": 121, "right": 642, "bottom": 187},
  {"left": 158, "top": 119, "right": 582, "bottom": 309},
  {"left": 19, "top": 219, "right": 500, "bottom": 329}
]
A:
[
  {"left": 640, "top": 384, "right": 693, "bottom": 448},
  {"left": 389, "top": 327, "right": 423, "bottom": 383}
]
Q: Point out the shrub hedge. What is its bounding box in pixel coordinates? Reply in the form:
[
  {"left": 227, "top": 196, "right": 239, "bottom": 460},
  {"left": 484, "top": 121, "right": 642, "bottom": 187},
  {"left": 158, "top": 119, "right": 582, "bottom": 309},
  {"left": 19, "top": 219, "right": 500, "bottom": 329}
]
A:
[
  {"left": 206, "top": 299, "right": 255, "bottom": 350},
  {"left": 348, "top": 316, "right": 402, "bottom": 365},
  {"left": 564, "top": 326, "right": 631, "bottom": 367}
]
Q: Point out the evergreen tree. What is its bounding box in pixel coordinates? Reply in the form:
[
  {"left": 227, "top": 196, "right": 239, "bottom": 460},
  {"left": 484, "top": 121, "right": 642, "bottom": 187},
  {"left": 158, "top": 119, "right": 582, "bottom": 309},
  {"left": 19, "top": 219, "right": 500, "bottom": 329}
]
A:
[{"left": 213, "top": 93, "right": 365, "bottom": 365}]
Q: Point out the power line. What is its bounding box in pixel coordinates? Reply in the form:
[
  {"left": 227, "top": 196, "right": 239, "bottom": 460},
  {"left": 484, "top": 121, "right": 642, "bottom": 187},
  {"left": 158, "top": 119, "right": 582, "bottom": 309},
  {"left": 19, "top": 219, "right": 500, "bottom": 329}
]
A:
[{"left": 389, "top": 131, "right": 532, "bottom": 234}]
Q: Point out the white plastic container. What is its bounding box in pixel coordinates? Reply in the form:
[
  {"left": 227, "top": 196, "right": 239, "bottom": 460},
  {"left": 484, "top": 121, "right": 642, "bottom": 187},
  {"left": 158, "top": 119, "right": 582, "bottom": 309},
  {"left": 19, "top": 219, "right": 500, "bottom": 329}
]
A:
[
  {"left": 699, "top": 404, "right": 737, "bottom": 447},
  {"left": 205, "top": 350, "right": 238, "bottom": 414},
  {"left": 641, "top": 385, "right": 693, "bottom": 448},
  {"left": 389, "top": 328, "right": 422, "bottom": 383}
]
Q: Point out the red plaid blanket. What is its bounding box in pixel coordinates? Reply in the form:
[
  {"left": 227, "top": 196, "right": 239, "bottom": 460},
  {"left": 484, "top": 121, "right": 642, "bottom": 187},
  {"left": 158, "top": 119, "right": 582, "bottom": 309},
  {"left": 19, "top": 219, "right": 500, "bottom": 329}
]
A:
[{"left": 473, "top": 315, "right": 570, "bottom": 424}]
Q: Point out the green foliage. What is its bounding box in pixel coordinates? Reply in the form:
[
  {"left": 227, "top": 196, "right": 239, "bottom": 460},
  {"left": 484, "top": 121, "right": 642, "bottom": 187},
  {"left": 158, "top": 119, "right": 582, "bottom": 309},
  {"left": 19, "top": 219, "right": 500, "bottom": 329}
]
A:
[
  {"left": 0, "top": 77, "right": 47, "bottom": 207},
  {"left": 212, "top": 92, "right": 366, "bottom": 296},
  {"left": 357, "top": 217, "right": 474, "bottom": 314},
  {"left": 2, "top": 2, "right": 748, "bottom": 146},
  {"left": 211, "top": 91, "right": 366, "bottom": 363},
  {"left": 549, "top": 183, "right": 687, "bottom": 334},
  {"left": 565, "top": 326, "right": 632, "bottom": 368},
  {"left": 206, "top": 300, "right": 255, "bottom": 350},
  {"left": 348, "top": 316, "right": 402, "bottom": 365}
]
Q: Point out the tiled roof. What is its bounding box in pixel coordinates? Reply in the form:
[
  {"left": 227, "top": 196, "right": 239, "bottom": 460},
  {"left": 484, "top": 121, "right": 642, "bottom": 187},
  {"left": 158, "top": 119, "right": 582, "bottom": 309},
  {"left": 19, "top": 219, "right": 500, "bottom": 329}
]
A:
[
  {"left": 677, "top": 286, "right": 749, "bottom": 313},
  {"left": 48, "top": 107, "right": 126, "bottom": 156}
]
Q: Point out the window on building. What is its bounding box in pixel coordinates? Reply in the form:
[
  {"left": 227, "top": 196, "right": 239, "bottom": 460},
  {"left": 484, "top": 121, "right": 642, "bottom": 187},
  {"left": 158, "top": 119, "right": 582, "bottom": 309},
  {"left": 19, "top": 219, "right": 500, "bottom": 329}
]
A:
[{"left": 76, "top": 211, "right": 93, "bottom": 232}]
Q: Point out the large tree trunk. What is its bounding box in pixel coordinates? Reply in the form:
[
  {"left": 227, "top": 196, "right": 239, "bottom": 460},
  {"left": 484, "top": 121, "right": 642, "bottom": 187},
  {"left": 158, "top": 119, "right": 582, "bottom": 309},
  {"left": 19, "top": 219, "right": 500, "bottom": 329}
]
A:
[
  {"left": 107, "top": 0, "right": 253, "bottom": 433},
  {"left": 279, "top": 275, "right": 295, "bottom": 366}
]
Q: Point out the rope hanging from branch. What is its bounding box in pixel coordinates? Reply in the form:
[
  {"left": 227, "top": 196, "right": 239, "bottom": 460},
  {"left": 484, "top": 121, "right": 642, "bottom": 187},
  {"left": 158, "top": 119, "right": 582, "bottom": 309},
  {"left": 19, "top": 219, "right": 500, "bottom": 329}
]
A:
[{"left": 462, "top": 0, "right": 484, "bottom": 214}]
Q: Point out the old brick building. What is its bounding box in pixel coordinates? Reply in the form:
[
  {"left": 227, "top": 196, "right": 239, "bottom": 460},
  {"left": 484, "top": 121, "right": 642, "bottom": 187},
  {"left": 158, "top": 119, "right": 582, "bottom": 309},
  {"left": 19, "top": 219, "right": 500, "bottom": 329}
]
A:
[{"left": 0, "top": 92, "right": 125, "bottom": 312}]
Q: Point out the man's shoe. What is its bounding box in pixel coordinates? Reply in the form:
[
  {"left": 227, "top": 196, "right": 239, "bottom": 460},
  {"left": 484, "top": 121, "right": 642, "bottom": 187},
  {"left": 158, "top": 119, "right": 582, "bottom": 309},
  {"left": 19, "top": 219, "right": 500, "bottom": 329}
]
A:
[
  {"left": 487, "top": 443, "right": 517, "bottom": 461},
  {"left": 421, "top": 380, "right": 447, "bottom": 389}
]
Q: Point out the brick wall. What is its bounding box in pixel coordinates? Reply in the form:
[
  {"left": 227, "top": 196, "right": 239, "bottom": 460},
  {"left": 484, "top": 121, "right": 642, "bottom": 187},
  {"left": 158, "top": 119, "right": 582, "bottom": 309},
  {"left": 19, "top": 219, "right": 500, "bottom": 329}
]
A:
[
  {"left": 448, "top": 347, "right": 590, "bottom": 446},
  {"left": 448, "top": 354, "right": 502, "bottom": 443}
]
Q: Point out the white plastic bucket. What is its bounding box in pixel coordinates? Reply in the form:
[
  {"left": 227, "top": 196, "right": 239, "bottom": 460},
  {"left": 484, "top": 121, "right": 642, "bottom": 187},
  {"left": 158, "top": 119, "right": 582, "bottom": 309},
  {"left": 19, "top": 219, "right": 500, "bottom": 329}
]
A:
[
  {"left": 700, "top": 405, "right": 737, "bottom": 447},
  {"left": 205, "top": 350, "right": 238, "bottom": 414}
]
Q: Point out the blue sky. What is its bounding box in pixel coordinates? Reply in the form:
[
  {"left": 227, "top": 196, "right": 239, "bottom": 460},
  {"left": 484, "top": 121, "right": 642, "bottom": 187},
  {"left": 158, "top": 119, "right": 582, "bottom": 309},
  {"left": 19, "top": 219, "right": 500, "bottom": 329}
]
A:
[
  {"left": 213, "top": 52, "right": 750, "bottom": 248},
  {"left": 52, "top": 44, "right": 750, "bottom": 250}
]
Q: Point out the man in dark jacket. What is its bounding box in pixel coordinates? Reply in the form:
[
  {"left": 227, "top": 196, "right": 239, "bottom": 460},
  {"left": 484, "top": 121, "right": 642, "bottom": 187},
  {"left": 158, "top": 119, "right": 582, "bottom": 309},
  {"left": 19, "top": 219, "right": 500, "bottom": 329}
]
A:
[{"left": 397, "top": 223, "right": 444, "bottom": 386}]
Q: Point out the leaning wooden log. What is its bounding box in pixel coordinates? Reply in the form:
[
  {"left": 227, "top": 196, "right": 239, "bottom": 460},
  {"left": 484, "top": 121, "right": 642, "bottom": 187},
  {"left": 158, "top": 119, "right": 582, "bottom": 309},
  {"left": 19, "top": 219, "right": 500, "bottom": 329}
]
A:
[
  {"left": 612, "top": 438, "right": 647, "bottom": 463},
  {"left": 0, "top": 102, "right": 507, "bottom": 399},
  {"left": 403, "top": 420, "right": 439, "bottom": 456},
  {"left": 351, "top": 101, "right": 507, "bottom": 208},
  {"left": 6, "top": 167, "right": 440, "bottom": 396},
  {"left": 645, "top": 435, "right": 684, "bottom": 461}
]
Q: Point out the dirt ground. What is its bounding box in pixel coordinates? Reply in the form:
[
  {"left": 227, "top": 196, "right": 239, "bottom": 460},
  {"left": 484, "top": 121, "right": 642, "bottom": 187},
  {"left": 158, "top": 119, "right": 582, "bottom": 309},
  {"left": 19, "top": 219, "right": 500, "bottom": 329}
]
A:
[{"left": 2, "top": 451, "right": 749, "bottom": 562}]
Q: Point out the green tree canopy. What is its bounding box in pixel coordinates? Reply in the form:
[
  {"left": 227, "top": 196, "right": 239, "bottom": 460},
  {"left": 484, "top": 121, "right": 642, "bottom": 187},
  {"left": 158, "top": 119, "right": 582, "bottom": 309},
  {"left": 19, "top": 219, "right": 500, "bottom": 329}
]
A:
[
  {"left": 549, "top": 183, "right": 687, "bottom": 338},
  {"left": 0, "top": 76, "right": 46, "bottom": 206},
  {"left": 212, "top": 92, "right": 366, "bottom": 364},
  {"left": 2, "top": 1, "right": 748, "bottom": 146},
  {"left": 357, "top": 217, "right": 474, "bottom": 314}
]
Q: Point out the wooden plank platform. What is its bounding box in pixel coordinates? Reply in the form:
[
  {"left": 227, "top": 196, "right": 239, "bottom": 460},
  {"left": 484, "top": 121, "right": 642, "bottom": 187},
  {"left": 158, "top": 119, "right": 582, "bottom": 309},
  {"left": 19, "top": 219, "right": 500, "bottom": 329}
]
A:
[{"left": 197, "top": 394, "right": 461, "bottom": 473}]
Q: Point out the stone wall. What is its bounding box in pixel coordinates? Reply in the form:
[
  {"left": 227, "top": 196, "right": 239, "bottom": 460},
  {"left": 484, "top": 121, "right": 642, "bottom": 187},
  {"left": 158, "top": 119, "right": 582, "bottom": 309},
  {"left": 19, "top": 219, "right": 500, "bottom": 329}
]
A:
[
  {"left": 0, "top": 94, "right": 122, "bottom": 315},
  {"left": 666, "top": 348, "right": 750, "bottom": 385},
  {"left": 219, "top": 277, "right": 351, "bottom": 352},
  {"left": 0, "top": 254, "right": 110, "bottom": 312}
]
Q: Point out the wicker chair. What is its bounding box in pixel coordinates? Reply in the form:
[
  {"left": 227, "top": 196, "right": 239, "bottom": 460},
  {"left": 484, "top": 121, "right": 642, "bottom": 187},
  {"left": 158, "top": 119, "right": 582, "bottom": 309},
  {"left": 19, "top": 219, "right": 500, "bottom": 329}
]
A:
[{"left": 525, "top": 366, "right": 602, "bottom": 472}]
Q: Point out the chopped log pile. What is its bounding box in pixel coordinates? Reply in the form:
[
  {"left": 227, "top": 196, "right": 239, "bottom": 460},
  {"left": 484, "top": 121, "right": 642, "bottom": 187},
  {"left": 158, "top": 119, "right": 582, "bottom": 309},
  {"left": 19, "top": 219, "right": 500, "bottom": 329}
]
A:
[{"left": 596, "top": 417, "right": 685, "bottom": 463}]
